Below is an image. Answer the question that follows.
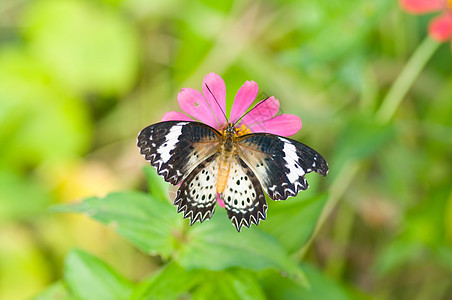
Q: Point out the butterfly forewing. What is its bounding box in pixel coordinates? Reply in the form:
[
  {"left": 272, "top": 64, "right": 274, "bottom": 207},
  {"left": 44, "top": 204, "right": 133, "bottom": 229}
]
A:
[
  {"left": 138, "top": 120, "right": 328, "bottom": 231},
  {"left": 137, "top": 121, "right": 222, "bottom": 185},
  {"left": 174, "top": 153, "right": 220, "bottom": 224},
  {"left": 221, "top": 155, "right": 267, "bottom": 231},
  {"left": 237, "top": 133, "right": 328, "bottom": 200}
]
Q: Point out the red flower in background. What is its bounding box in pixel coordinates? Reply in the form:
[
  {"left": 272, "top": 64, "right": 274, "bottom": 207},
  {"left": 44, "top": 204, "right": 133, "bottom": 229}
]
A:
[{"left": 400, "top": 0, "right": 452, "bottom": 42}]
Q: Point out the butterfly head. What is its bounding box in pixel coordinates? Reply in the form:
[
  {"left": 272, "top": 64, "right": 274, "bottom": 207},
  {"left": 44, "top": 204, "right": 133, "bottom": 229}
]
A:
[
  {"left": 223, "top": 123, "right": 236, "bottom": 137},
  {"left": 221, "top": 123, "right": 251, "bottom": 138}
]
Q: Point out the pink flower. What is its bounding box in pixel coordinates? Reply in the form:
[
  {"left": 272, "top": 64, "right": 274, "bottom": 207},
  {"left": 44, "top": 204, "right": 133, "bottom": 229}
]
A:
[
  {"left": 400, "top": 0, "right": 452, "bottom": 43},
  {"left": 162, "top": 73, "right": 302, "bottom": 207}
]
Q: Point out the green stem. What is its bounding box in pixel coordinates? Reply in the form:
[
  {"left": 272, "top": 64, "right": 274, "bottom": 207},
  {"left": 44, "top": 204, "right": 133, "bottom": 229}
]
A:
[
  {"left": 375, "top": 37, "right": 440, "bottom": 124},
  {"left": 296, "top": 160, "right": 360, "bottom": 259}
]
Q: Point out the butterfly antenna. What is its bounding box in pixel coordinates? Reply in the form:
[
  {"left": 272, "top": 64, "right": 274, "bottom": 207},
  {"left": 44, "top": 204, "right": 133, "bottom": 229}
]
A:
[
  {"left": 204, "top": 83, "right": 229, "bottom": 124},
  {"left": 233, "top": 96, "right": 272, "bottom": 126}
]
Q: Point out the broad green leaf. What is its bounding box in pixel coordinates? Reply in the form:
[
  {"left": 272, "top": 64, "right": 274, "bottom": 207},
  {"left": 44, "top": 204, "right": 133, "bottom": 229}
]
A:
[
  {"left": 192, "top": 269, "right": 266, "bottom": 300},
  {"left": 53, "top": 192, "right": 183, "bottom": 259},
  {"left": 32, "top": 281, "right": 75, "bottom": 300},
  {"left": 54, "top": 191, "right": 303, "bottom": 282},
  {"left": 64, "top": 249, "right": 133, "bottom": 300},
  {"left": 22, "top": 0, "right": 139, "bottom": 95},
  {"left": 142, "top": 165, "right": 171, "bottom": 202},
  {"left": 131, "top": 262, "right": 202, "bottom": 300},
  {"left": 259, "top": 194, "right": 327, "bottom": 253},
  {"left": 177, "top": 209, "right": 306, "bottom": 284},
  {"left": 132, "top": 264, "right": 265, "bottom": 300}
]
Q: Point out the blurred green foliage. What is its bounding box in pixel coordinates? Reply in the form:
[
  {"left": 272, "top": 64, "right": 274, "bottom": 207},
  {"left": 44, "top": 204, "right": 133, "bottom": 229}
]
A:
[{"left": 1, "top": 0, "right": 452, "bottom": 299}]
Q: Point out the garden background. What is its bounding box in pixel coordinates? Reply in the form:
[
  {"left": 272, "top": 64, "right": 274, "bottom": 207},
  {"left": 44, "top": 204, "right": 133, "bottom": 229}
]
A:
[{"left": 1, "top": 0, "right": 452, "bottom": 299}]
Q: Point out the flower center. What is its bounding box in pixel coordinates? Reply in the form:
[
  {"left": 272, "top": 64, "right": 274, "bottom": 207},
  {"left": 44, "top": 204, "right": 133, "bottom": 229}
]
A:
[
  {"left": 448, "top": 0, "right": 452, "bottom": 9},
  {"left": 220, "top": 123, "right": 251, "bottom": 137},
  {"left": 235, "top": 124, "right": 251, "bottom": 136}
]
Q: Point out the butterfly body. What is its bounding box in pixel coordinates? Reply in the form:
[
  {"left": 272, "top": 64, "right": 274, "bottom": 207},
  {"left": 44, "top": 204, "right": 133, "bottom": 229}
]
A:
[
  {"left": 216, "top": 124, "right": 237, "bottom": 193},
  {"left": 138, "top": 121, "right": 328, "bottom": 231}
]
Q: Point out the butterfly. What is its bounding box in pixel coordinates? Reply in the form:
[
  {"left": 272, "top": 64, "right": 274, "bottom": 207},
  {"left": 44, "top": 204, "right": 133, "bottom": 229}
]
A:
[{"left": 137, "top": 96, "right": 328, "bottom": 231}]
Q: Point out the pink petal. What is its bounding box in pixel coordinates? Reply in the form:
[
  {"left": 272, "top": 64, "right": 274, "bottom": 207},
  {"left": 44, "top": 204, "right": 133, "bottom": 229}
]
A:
[
  {"left": 241, "top": 97, "right": 280, "bottom": 126},
  {"left": 230, "top": 81, "right": 259, "bottom": 123},
  {"left": 217, "top": 193, "right": 225, "bottom": 208},
  {"left": 399, "top": 0, "right": 444, "bottom": 14},
  {"left": 249, "top": 114, "right": 302, "bottom": 137},
  {"left": 161, "top": 111, "right": 194, "bottom": 122},
  {"left": 201, "top": 73, "right": 227, "bottom": 126},
  {"left": 177, "top": 88, "right": 220, "bottom": 129},
  {"left": 429, "top": 13, "right": 452, "bottom": 42}
]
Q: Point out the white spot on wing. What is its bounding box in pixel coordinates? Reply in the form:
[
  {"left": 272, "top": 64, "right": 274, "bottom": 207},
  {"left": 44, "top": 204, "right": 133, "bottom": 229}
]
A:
[
  {"left": 189, "top": 164, "right": 217, "bottom": 207},
  {"left": 222, "top": 161, "right": 255, "bottom": 212},
  {"left": 157, "top": 122, "right": 188, "bottom": 163},
  {"left": 279, "top": 137, "right": 305, "bottom": 183}
]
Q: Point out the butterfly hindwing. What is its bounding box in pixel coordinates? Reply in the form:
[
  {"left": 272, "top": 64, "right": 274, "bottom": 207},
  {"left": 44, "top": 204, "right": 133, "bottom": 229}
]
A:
[
  {"left": 221, "top": 155, "right": 267, "bottom": 231},
  {"left": 238, "top": 133, "right": 328, "bottom": 200},
  {"left": 138, "top": 120, "right": 328, "bottom": 231},
  {"left": 174, "top": 153, "right": 220, "bottom": 224},
  {"left": 137, "top": 121, "right": 221, "bottom": 184}
]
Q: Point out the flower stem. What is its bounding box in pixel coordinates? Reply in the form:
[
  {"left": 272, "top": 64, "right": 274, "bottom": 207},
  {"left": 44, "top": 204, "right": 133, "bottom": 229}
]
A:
[{"left": 375, "top": 37, "right": 440, "bottom": 124}]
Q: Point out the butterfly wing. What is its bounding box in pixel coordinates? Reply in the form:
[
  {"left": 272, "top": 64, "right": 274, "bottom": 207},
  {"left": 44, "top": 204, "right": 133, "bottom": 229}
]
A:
[
  {"left": 220, "top": 155, "right": 267, "bottom": 231},
  {"left": 237, "top": 133, "right": 328, "bottom": 200},
  {"left": 174, "top": 153, "right": 220, "bottom": 224},
  {"left": 137, "top": 121, "right": 222, "bottom": 185}
]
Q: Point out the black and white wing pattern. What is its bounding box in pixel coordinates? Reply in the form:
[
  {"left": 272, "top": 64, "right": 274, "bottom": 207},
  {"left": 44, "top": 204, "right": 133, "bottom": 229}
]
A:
[
  {"left": 220, "top": 155, "right": 267, "bottom": 231},
  {"left": 137, "top": 121, "right": 221, "bottom": 185},
  {"left": 138, "top": 121, "right": 328, "bottom": 231},
  {"left": 174, "top": 153, "right": 220, "bottom": 224},
  {"left": 237, "top": 133, "right": 328, "bottom": 201}
]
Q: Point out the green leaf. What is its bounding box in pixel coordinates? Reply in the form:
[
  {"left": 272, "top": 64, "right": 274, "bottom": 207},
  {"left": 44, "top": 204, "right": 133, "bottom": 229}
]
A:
[
  {"left": 53, "top": 191, "right": 183, "bottom": 259},
  {"left": 54, "top": 191, "right": 303, "bottom": 282},
  {"left": 132, "top": 264, "right": 266, "bottom": 300},
  {"left": 259, "top": 195, "right": 327, "bottom": 253},
  {"left": 192, "top": 269, "right": 266, "bottom": 300},
  {"left": 177, "top": 209, "right": 306, "bottom": 284},
  {"left": 131, "top": 262, "right": 202, "bottom": 300},
  {"left": 142, "top": 165, "right": 172, "bottom": 202},
  {"left": 64, "top": 249, "right": 133, "bottom": 300},
  {"left": 32, "top": 281, "right": 75, "bottom": 300}
]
